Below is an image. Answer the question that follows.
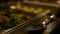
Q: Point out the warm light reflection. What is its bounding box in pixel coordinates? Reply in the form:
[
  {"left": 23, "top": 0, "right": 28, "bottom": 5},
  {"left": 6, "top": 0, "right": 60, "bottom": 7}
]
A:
[
  {"left": 34, "top": 10, "right": 38, "bottom": 14},
  {"left": 57, "top": 0, "right": 60, "bottom": 4},
  {"left": 37, "top": 8, "right": 43, "bottom": 12},
  {"left": 17, "top": 5, "right": 21, "bottom": 9},
  {"left": 23, "top": 6, "right": 29, "bottom": 12},
  {"left": 16, "top": 2, "right": 22, "bottom": 9},
  {"left": 10, "top": 5, "right": 17, "bottom": 9},
  {"left": 29, "top": 8, "right": 35, "bottom": 11}
]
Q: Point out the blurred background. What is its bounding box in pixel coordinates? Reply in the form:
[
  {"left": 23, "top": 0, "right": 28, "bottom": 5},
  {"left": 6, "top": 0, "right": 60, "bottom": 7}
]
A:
[{"left": 0, "top": 0, "right": 60, "bottom": 34}]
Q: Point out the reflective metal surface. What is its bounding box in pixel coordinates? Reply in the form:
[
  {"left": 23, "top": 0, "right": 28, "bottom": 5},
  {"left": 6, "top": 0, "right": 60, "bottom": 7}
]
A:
[{"left": 0, "top": 0, "right": 58, "bottom": 34}]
